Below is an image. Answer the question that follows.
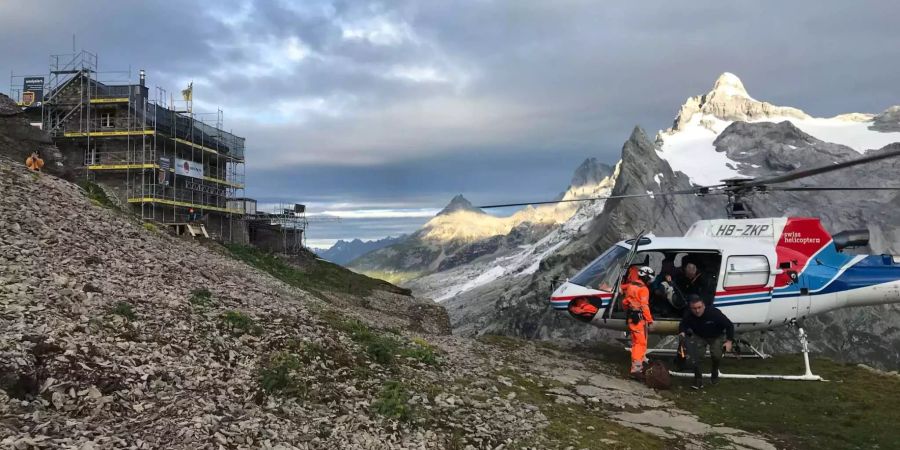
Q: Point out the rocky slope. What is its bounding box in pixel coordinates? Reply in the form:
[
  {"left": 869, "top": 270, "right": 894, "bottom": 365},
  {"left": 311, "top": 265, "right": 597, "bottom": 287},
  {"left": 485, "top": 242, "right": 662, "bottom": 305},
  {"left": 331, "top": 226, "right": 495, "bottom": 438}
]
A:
[
  {"left": 315, "top": 235, "right": 406, "bottom": 266},
  {"left": 0, "top": 157, "right": 787, "bottom": 449},
  {"left": 438, "top": 73, "right": 900, "bottom": 370},
  {"left": 351, "top": 159, "right": 613, "bottom": 283},
  {"left": 0, "top": 94, "right": 68, "bottom": 178}
]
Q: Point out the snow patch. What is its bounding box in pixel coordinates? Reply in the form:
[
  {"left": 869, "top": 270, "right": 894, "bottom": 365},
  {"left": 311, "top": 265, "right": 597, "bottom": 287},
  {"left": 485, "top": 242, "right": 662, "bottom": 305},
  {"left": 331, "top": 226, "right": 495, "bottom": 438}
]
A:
[
  {"left": 769, "top": 117, "right": 900, "bottom": 154},
  {"left": 657, "top": 115, "right": 740, "bottom": 186}
]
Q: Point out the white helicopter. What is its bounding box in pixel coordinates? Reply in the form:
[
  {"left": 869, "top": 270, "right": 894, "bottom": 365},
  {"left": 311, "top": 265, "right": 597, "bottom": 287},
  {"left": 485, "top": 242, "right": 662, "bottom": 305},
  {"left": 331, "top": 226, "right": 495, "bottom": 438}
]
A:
[{"left": 480, "top": 146, "right": 900, "bottom": 380}]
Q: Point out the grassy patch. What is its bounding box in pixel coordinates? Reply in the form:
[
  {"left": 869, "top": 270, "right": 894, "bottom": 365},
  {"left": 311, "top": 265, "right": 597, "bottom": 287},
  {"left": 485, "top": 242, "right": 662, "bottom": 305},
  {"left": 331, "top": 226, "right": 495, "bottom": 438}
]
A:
[
  {"left": 258, "top": 351, "right": 305, "bottom": 397},
  {"left": 496, "top": 369, "right": 665, "bottom": 450},
  {"left": 220, "top": 310, "right": 263, "bottom": 336},
  {"left": 662, "top": 355, "right": 900, "bottom": 450},
  {"left": 111, "top": 301, "right": 136, "bottom": 321},
  {"left": 401, "top": 338, "right": 438, "bottom": 365},
  {"left": 373, "top": 380, "right": 414, "bottom": 422},
  {"left": 225, "top": 244, "right": 407, "bottom": 297},
  {"left": 142, "top": 222, "right": 158, "bottom": 232},
  {"left": 322, "top": 310, "right": 439, "bottom": 366},
  {"left": 77, "top": 180, "right": 118, "bottom": 210},
  {"left": 189, "top": 288, "right": 214, "bottom": 307}
]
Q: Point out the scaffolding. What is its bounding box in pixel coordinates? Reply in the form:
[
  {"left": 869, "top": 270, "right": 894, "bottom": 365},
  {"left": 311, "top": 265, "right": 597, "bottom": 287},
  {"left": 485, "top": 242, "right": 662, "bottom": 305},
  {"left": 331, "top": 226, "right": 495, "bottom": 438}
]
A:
[
  {"left": 39, "top": 50, "right": 246, "bottom": 240},
  {"left": 245, "top": 203, "right": 308, "bottom": 254}
]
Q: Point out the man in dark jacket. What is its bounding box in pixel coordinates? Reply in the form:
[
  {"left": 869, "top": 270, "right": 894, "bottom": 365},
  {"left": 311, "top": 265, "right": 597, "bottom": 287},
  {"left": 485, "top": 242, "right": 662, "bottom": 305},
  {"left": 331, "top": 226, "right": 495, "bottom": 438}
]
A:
[
  {"left": 675, "top": 260, "right": 716, "bottom": 306},
  {"left": 679, "top": 294, "right": 734, "bottom": 389}
]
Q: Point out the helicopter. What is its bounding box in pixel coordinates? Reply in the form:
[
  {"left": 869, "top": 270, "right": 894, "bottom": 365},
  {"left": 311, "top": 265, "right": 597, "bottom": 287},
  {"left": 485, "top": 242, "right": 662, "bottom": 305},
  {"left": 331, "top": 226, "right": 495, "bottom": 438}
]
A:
[{"left": 479, "top": 145, "right": 900, "bottom": 380}]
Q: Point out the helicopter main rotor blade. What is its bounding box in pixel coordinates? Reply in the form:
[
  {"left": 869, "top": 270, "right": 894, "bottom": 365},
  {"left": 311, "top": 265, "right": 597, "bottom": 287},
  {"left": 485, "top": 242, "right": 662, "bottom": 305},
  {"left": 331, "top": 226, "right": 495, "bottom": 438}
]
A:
[
  {"left": 477, "top": 188, "right": 705, "bottom": 209},
  {"left": 768, "top": 186, "right": 900, "bottom": 192},
  {"left": 741, "top": 144, "right": 900, "bottom": 188}
]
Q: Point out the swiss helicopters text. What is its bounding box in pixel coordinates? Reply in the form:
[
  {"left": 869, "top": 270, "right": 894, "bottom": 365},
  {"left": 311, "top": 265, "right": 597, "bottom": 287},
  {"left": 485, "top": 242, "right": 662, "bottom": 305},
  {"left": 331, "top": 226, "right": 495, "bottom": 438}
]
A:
[{"left": 713, "top": 224, "right": 772, "bottom": 237}]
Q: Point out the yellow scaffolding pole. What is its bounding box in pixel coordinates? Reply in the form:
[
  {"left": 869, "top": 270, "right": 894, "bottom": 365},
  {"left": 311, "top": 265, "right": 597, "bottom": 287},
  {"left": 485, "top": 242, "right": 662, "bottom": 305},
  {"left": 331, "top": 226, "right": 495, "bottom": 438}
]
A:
[
  {"left": 90, "top": 97, "right": 130, "bottom": 104},
  {"left": 64, "top": 129, "right": 155, "bottom": 137},
  {"left": 127, "top": 197, "right": 243, "bottom": 214}
]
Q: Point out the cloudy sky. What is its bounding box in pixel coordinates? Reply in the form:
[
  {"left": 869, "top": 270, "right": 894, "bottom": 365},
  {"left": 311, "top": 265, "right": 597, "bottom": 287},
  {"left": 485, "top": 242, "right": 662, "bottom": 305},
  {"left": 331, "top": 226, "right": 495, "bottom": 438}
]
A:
[{"left": 2, "top": 1, "right": 898, "bottom": 248}]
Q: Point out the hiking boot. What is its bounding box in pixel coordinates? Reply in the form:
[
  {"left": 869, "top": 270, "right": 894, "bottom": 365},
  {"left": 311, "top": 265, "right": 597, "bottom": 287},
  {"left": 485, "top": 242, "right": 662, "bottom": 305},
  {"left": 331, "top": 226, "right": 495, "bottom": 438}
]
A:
[
  {"left": 710, "top": 375, "right": 719, "bottom": 385},
  {"left": 629, "top": 371, "right": 644, "bottom": 381},
  {"left": 691, "top": 378, "right": 703, "bottom": 390}
]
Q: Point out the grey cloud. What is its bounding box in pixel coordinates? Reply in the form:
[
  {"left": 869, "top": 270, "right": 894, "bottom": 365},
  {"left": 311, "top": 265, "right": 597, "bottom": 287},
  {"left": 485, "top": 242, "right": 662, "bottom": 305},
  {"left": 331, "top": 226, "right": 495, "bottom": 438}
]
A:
[{"left": 2, "top": 0, "right": 899, "bottom": 245}]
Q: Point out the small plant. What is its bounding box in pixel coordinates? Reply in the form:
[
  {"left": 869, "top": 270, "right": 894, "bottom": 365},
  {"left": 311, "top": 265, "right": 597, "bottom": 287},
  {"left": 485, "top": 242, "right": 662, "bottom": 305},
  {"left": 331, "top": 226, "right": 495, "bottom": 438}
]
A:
[
  {"left": 143, "top": 222, "right": 158, "bottom": 233},
  {"left": 189, "top": 288, "right": 213, "bottom": 307},
  {"left": 220, "top": 310, "right": 263, "bottom": 336},
  {"left": 401, "top": 339, "right": 439, "bottom": 366},
  {"left": 111, "top": 301, "right": 136, "bottom": 321},
  {"left": 373, "top": 380, "right": 413, "bottom": 422},
  {"left": 258, "top": 352, "right": 305, "bottom": 397},
  {"left": 366, "top": 337, "right": 400, "bottom": 365},
  {"left": 77, "top": 180, "right": 118, "bottom": 210}
]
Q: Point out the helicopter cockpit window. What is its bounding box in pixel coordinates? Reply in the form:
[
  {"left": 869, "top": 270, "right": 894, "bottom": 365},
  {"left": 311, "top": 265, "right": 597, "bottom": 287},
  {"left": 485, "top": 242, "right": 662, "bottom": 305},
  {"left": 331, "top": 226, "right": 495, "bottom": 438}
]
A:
[{"left": 570, "top": 245, "right": 629, "bottom": 291}]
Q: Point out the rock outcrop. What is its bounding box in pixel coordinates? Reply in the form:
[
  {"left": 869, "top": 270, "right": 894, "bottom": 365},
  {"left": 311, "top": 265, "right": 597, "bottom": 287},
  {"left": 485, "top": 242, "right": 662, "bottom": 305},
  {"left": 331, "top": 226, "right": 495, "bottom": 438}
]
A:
[
  {"left": 871, "top": 105, "right": 900, "bottom": 132},
  {"left": 0, "top": 94, "right": 68, "bottom": 178}
]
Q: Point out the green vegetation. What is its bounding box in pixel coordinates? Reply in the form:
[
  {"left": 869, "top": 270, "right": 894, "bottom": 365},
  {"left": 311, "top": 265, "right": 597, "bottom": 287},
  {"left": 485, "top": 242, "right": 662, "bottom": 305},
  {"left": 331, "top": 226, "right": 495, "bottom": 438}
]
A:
[
  {"left": 372, "top": 380, "right": 414, "bottom": 422},
  {"left": 403, "top": 338, "right": 439, "bottom": 365},
  {"left": 77, "top": 180, "right": 118, "bottom": 210},
  {"left": 189, "top": 288, "right": 214, "bottom": 307},
  {"left": 663, "top": 356, "right": 900, "bottom": 450},
  {"left": 225, "top": 244, "right": 408, "bottom": 297},
  {"left": 258, "top": 351, "right": 305, "bottom": 396},
  {"left": 142, "top": 222, "right": 158, "bottom": 232},
  {"left": 111, "top": 301, "right": 136, "bottom": 321},
  {"left": 322, "top": 311, "right": 440, "bottom": 366},
  {"left": 220, "top": 310, "right": 263, "bottom": 336},
  {"left": 496, "top": 369, "right": 665, "bottom": 449}
]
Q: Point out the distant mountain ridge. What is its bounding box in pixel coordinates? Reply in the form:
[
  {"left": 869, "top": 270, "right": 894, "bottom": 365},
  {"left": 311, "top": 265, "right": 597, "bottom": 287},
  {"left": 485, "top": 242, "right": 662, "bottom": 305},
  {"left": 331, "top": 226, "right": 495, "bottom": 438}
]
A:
[
  {"left": 349, "top": 158, "right": 615, "bottom": 282},
  {"left": 315, "top": 235, "right": 406, "bottom": 265}
]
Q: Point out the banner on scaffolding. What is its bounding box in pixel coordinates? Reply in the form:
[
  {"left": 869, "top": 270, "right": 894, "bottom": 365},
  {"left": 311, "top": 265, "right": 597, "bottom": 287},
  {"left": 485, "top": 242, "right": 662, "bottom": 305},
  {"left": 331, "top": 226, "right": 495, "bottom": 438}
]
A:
[
  {"left": 158, "top": 157, "right": 172, "bottom": 186},
  {"left": 22, "top": 77, "right": 44, "bottom": 106},
  {"left": 174, "top": 158, "right": 204, "bottom": 179}
]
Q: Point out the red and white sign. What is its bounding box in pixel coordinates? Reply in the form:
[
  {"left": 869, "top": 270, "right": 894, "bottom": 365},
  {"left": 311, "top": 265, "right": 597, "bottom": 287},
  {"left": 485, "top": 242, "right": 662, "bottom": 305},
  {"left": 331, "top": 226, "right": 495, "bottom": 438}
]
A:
[{"left": 174, "top": 158, "right": 204, "bottom": 179}]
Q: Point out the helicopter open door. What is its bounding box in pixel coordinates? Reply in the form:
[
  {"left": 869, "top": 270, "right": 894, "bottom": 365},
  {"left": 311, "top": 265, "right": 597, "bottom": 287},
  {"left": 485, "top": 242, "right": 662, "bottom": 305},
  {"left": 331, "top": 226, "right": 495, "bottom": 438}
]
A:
[{"left": 599, "top": 232, "right": 647, "bottom": 320}]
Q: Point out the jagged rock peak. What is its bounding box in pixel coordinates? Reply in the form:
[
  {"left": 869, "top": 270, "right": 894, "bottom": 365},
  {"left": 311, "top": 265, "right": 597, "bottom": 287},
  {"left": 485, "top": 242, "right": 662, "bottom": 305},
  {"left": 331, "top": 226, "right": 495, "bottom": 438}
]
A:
[
  {"left": 438, "top": 194, "right": 483, "bottom": 215},
  {"left": 666, "top": 72, "right": 809, "bottom": 134},
  {"left": 570, "top": 157, "right": 614, "bottom": 188}
]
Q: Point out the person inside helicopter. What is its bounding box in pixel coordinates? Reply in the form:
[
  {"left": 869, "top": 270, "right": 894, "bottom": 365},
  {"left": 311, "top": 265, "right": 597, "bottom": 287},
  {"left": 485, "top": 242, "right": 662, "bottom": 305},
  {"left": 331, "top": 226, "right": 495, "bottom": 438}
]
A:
[
  {"left": 650, "top": 255, "right": 682, "bottom": 316},
  {"left": 674, "top": 256, "right": 717, "bottom": 306}
]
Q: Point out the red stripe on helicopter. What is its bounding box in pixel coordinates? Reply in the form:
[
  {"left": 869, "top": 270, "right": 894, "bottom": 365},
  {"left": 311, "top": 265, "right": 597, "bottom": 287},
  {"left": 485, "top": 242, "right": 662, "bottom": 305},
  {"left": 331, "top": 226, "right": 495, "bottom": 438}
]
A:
[
  {"left": 715, "top": 286, "right": 773, "bottom": 297},
  {"left": 773, "top": 217, "right": 833, "bottom": 288}
]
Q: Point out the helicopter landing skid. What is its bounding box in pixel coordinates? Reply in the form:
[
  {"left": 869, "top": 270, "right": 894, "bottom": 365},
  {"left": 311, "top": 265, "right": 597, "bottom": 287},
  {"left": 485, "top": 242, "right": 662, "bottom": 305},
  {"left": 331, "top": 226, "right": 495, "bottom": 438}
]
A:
[
  {"left": 667, "top": 327, "right": 824, "bottom": 381},
  {"left": 643, "top": 335, "right": 770, "bottom": 359}
]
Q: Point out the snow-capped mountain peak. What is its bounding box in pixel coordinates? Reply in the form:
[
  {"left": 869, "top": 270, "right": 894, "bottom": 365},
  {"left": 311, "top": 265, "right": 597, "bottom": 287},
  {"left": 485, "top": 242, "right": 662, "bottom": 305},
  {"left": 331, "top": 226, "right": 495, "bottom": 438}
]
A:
[
  {"left": 656, "top": 73, "right": 900, "bottom": 186},
  {"left": 709, "top": 72, "right": 752, "bottom": 100},
  {"left": 667, "top": 72, "right": 810, "bottom": 134}
]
